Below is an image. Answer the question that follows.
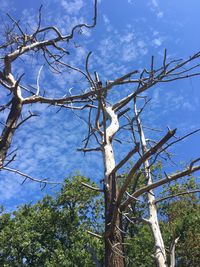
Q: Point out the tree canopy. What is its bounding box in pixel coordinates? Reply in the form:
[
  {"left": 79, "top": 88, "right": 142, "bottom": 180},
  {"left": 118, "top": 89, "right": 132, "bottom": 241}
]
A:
[
  {"left": 0, "top": 175, "right": 199, "bottom": 266},
  {"left": 0, "top": 175, "right": 103, "bottom": 267}
]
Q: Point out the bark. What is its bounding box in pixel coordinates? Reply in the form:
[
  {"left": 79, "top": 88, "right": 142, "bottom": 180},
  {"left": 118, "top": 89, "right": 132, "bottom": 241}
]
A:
[
  {"left": 148, "top": 187, "right": 168, "bottom": 267},
  {"left": 0, "top": 96, "right": 22, "bottom": 167},
  {"left": 104, "top": 156, "right": 125, "bottom": 267},
  {"left": 134, "top": 102, "right": 168, "bottom": 267},
  {"left": 102, "top": 106, "right": 125, "bottom": 267},
  {"left": 104, "top": 209, "right": 125, "bottom": 267},
  {"left": 169, "top": 237, "right": 180, "bottom": 267}
]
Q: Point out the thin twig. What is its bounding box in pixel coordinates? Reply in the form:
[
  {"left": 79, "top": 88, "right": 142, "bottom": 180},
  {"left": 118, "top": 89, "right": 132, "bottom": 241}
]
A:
[
  {"left": 155, "top": 189, "right": 200, "bottom": 204},
  {"left": 81, "top": 182, "right": 103, "bottom": 192},
  {"left": 2, "top": 167, "right": 61, "bottom": 185}
]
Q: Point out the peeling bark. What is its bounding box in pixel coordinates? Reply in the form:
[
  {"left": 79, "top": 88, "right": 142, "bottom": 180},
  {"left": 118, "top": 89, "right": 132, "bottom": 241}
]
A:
[{"left": 102, "top": 106, "right": 125, "bottom": 267}]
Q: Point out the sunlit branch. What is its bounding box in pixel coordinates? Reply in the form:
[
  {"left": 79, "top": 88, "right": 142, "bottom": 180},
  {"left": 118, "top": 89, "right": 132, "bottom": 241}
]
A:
[
  {"left": 117, "top": 128, "right": 177, "bottom": 205},
  {"left": 123, "top": 213, "right": 150, "bottom": 225},
  {"left": 36, "top": 65, "right": 44, "bottom": 95},
  {"left": 81, "top": 181, "right": 103, "bottom": 192},
  {"left": 121, "top": 163, "right": 200, "bottom": 210},
  {"left": 2, "top": 167, "right": 61, "bottom": 185},
  {"left": 87, "top": 230, "right": 102, "bottom": 239},
  {"left": 169, "top": 236, "right": 180, "bottom": 267}
]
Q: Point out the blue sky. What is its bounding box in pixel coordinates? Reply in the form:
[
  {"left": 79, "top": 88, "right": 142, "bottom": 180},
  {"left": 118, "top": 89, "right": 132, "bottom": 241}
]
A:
[{"left": 0, "top": 0, "right": 200, "bottom": 210}]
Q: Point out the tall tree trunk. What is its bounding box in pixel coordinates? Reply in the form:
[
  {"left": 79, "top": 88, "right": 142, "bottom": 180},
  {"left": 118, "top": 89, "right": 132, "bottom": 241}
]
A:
[
  {"left": 104, "top": 207, "right": 124, "bottom": 267},
  {"left": 147, "top": 185, "right": 168, "bottom": 267},
  {"left": 103, "top": 152, "right": 125, "bottom": 267},
  {"left": 0, "top": 96, "right": 22, "bottom": 167},
  {"left": 0, "top": 62, "right": 23, "bottom": 168},
  {"left": 134, "top": 101, "right": 168, "bottom": 267},
  {"left": 102, "top": 107, "right": 125, "bottom": 267}
]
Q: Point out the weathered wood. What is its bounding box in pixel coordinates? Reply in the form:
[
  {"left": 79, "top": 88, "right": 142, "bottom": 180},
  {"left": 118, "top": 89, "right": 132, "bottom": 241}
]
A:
[{"left": 102, "top": 106, "right": 125, "bottom": 267}]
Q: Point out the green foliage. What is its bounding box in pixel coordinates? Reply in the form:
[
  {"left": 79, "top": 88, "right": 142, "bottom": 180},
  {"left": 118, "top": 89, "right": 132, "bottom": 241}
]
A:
[
  {"left": 0, "top": 173, "right": 199, "bottom": 266},
  {"left": 159, "top": 177, "right": 200, "bottom": 267},
  {"left": 124, "top": 224, "right": 155, "bottom": 267},
  {"left": 123, "top": 174, "right": 200, "bottom": 267},
  {"left": 0, "top": 175, "right": 103, "bottom": 266}
]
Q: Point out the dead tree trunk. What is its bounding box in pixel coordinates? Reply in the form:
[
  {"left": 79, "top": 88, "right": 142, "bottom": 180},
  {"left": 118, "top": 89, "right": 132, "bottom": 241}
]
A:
[
  {"left": 102, "top": 106, "right": 125, "bottom": 267},
  {"left": 148, "top": 190, "right": 168, "bottom": 267},
  {"left": 0, "top": 96, "right": 22, "bottom": 167},
  {"left": 104, "top": 193, "right": 125, "bottom": 267},
  {"left": 134, "top": 100, "right": 168, "bottom": 267}
]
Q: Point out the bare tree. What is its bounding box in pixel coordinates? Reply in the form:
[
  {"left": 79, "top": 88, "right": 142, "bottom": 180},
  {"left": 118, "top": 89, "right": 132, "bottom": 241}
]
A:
[
  {"left": 85, "top": 58, "right": 200, "bottom": 266},
  {"left": 0, "top": 1, "right": 200, "bottom": 266},
  {"left": 0, "top": 1, "right": 98, "bottom": 177}
]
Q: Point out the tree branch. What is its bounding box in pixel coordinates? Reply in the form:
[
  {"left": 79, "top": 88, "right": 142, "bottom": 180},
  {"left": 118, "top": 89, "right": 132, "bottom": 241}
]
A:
[
  {"left": 121, "top": 163, "right": 200, "bottom": 210},
  {"left": 117, "top": 128, "right": 177, "bottom": 205},
  {"left": 81, "top": 181, "right": 103, "bottom": 192},
  {"left": 1, "top": 167, "right": 61, "bottom": 185},
  {"left": 155, "top": 189, "right": 200, "bottom": 204},
  {"left": 111, "top": 143, "right": 140, "bottom": 174},
  {"left": 169, "top": 236, "right": 180, "bottom": 267}
]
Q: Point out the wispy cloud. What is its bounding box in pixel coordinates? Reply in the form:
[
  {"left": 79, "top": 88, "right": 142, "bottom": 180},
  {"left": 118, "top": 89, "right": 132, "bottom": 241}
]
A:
[
  {"left": 127, "top": 0, "right": 135, "bottom": 4},
  {"left": 60, "top": 0, "right": 84, "bottom": 14},
  {"left": 149, "top": 0, "right": 164, "bottom": 18},
  {"left": 152, "top": 37, "right": 163, "bottom": 47},
  {"left": 103, "top": 14, "right": 113, "bottom": 32},
  {"left": 151, "top": 0, "right": 159, "bottom": 8},
  {"left": 0, "top": 0, "right": 199, "bottom": 210},
  {"left": 0, "top": 0, "right": 14, "bottom": 12}
]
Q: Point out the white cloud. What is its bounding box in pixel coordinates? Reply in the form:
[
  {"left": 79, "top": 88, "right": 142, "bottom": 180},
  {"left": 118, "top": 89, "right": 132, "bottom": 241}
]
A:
[
  {"left": 122, "top": 45, "right": 138, "bottom": 62},
  {"left": 152, "top": 37, "right": 163, "bottom": 47},
  {"left": 0, "top": 176, "right": 21, "bottom": 200},
  {"left": 103, "top": 14, "right": 113, "bottom": 32},
  {"left": 1, "top": 0, "right": 198, "bottom": 211},
  {"left": 137, "top": 40, "right": 148, "bottom": 55},
  {"left": 0, "top": 0, "right": 14, "bottom": 12},
  {"left": 153, "top": 31, "right": 159, "bottom": 36},
  {"left": 123, "top": 32, "right": 134, "bottom": 43},
  {"left": 149, "top": 0, "right": 164, "bottom": 19},
  {"left": 103, "top": 14, "right": 110, "bottom": 25},
  {"left": 157, "top": 11, "right": 163, "bottom": 18},
  {"left": 97, "top": 37, "right": 115, "bottom": 57},
  {"left": 151, "top": 0, "right": 159, "bottom": 8},
  {"left": 60, "top": 0, "right": 84, "bottom": 14}
]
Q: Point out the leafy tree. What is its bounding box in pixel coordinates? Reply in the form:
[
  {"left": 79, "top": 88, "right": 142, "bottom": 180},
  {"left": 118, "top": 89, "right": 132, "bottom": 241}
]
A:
[
  {"left": 122, "top": 176, "right": 200, "bottom": 267},
  {"left": 158, "top": 178, "right": 200, "bottom": 267},
  {"left": 0, "top": 175, "right": 103, "bottom": 267},
  {"left": 0, "top": 175, "right": 199, "bottom": 267}
]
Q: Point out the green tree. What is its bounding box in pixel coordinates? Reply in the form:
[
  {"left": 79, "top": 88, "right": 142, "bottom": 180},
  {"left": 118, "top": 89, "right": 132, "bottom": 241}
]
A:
[
  {"left": 122, "top": 176, "right": 200, "bottom": 267},
  {"left": 158, "top": 177, "right": 200, "bottom": 267},
  {"left": 0, "top": 175, "right": 103, "bottom": 267},
  {"left": 0, "top": 174, "right": 199, "bottom": 267}
]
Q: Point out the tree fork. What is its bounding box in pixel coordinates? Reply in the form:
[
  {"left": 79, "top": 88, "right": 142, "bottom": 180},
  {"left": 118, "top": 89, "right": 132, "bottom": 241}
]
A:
[{"left": 102, "top": 103, "right": 125, "bottom": 266}]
